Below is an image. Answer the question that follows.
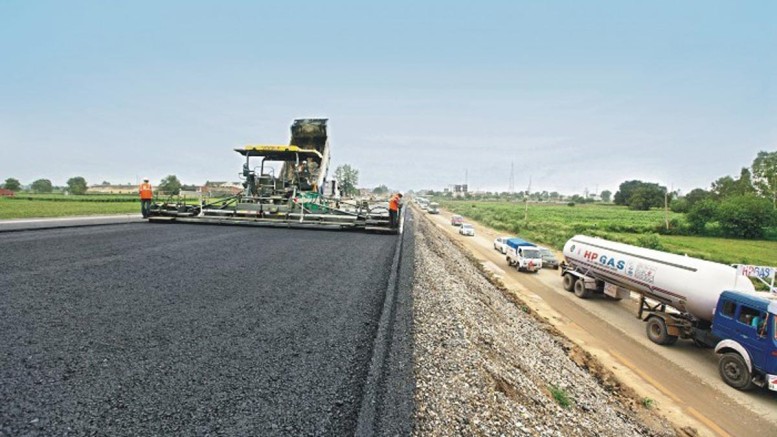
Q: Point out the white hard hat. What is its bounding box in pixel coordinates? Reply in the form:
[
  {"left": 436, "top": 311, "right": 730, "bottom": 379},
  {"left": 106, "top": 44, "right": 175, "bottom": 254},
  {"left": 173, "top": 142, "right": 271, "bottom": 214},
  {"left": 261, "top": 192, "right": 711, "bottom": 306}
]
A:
[{"left": 143, "top": 177, "right": 149, "bottom": 182}]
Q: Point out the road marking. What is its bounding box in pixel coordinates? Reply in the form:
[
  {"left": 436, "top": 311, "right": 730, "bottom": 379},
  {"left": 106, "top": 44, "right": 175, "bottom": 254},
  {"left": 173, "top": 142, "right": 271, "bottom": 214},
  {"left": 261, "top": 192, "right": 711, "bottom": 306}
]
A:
[
  {"left": 610, "top": 350, "right": 729, "bottom": 436},
  {"left": 609, "top": 350, "right": 682, "bottom": 402},
  {"left": 687, "top": 407, "right": 731, "bottom": 437}
]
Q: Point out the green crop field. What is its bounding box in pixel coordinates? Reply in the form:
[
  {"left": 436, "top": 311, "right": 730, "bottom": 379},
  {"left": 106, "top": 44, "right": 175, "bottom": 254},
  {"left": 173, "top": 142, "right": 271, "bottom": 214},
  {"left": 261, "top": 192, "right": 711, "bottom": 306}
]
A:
[
  {"left": 438, "top": 200, "right": 777, "bottom": 267},
  {"left": 0, "top": 198, "right": 140, "bottom": 219},
  {"left": 0, "top": 193, "right": 225, "bottom": 220}
]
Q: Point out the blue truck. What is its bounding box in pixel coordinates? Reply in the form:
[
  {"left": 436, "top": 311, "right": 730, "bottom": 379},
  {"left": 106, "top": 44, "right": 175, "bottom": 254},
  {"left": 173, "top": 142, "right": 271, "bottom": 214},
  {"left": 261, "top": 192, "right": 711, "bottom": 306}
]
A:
[{"left": 505, "top": 238, "right": 543, "bottom": 273}]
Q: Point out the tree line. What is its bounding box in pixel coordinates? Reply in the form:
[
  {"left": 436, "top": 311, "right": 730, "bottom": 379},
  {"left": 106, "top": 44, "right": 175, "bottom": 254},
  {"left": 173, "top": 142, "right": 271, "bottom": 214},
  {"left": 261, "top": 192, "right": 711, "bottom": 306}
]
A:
[
  {"left": 613, "top": 151, "right": 775, "bottom": 239},
  {"left": 2, "top": 175, "right": 186, "bottom": 195}
]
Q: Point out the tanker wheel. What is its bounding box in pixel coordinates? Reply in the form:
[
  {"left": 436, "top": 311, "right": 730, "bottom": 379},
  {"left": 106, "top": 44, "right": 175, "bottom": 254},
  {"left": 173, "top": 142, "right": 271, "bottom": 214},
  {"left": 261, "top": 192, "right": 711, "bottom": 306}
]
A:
[
  {"left": 718, "top": 353, "right": 754, "bottom": 391},
  {"left": 646, "top": 317, "right": 678, "bottom": 345},
  {"left": 573, "top": 279, "right": 592, "bottom": 299},
  {"left": 562, "top": 273, "right": 576, "bottom": 292}
]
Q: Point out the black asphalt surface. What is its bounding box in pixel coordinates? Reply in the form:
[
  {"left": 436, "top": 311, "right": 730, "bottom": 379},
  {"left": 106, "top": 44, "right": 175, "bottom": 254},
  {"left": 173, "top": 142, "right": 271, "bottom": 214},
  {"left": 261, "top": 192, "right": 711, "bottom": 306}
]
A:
[{"left": 0, "top": 222, "right": 408, "bottom": 436}]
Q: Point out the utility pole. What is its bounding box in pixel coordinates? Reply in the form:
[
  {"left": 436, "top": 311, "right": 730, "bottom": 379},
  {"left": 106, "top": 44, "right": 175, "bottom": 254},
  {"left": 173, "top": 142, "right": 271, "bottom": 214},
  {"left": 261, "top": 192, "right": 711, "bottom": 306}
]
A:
[
  {"left": 664, "top": 190, "right": 669, "bottom": 230},
  {"left": 524, "top": 176, "right": 532, "bottom": 221}
]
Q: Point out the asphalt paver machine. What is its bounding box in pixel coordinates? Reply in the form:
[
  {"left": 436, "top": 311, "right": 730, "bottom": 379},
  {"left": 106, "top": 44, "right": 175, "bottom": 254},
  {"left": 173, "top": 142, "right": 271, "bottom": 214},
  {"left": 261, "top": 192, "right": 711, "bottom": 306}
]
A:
[{"left": 148, "top": 119, "right": 396, "bottom": 232}]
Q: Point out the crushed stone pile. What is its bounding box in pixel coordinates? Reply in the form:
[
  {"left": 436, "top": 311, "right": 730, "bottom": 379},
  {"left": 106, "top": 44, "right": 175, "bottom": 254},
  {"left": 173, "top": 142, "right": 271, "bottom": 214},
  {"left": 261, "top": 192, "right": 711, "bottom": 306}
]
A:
[{"left": 412, "top": 216, "right": 675, "bottom": 436}]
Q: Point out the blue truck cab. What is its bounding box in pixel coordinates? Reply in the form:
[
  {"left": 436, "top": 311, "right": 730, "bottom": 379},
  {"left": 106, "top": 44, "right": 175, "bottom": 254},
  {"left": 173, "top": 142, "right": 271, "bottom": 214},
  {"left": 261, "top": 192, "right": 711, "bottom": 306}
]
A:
[{"left": 712, "top": 290, "right": 777, "bottom": 391}]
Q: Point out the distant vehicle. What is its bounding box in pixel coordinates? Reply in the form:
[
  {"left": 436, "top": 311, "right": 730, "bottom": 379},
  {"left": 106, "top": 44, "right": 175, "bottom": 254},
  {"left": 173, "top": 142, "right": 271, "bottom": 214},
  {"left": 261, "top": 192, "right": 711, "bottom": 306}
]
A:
[
  {"left": 427, "top": 202, "right": 440, "bottom": 214},
  {"left": 459, "top": 223, "right": 475, "bottom": 236},
  {"left": 451, "top": 215, "right": 463, "bottom": 226},
  {"left": 538, "top": 247, "right": 560, "bottom": 269},
  {"left": 493, "top": 236, "right": 512, "bottom": 254},
  {"left": 505, "top": 238, "right": 543, "bottom": 273}
]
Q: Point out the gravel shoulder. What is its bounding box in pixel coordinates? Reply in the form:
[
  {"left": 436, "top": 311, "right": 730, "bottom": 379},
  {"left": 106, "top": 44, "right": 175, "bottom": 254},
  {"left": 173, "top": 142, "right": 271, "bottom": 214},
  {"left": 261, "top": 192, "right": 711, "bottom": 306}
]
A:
[{"left": 412, "top": 213, "right": 676, "bottom": 436}]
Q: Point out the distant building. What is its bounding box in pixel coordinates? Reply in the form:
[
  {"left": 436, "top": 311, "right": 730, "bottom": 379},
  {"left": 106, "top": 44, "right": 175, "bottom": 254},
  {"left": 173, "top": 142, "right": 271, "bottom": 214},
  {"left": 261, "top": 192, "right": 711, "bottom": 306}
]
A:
[
  {"left": 88, "top": 184, "right": 139, "bottom": 194},
  {"left": 200, "top": 182, "right": 242, "bottom": 196},
  {"left": 452, "top": 184, "right": 468, "bottom": 198},
  {"left": 0, "top": 188, "right": 15, "bottom": 197}
]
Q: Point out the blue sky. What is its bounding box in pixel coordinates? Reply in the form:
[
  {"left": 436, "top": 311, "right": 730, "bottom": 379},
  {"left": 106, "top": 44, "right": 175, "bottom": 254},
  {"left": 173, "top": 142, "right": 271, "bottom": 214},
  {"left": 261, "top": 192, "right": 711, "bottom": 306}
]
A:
[{"left": 1, "top": 1, "right": 775, "bottom": 194}]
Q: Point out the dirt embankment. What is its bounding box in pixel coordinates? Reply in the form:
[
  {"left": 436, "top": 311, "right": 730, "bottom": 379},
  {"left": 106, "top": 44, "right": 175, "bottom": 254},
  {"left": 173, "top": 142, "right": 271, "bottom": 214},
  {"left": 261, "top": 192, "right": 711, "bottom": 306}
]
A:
[{"left": 412, "top": 215, "right": 678, "bottom": 436}]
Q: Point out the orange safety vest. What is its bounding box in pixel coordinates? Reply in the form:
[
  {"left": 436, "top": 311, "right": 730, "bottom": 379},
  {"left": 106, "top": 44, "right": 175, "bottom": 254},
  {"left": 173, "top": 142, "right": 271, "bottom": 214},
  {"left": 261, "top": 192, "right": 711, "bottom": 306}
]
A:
[
  {"left": 389, "top": 195, "right": 399, "bottom": 211},
  {"left": 139, "top": 183, "right": 153, "bottom": 200}
]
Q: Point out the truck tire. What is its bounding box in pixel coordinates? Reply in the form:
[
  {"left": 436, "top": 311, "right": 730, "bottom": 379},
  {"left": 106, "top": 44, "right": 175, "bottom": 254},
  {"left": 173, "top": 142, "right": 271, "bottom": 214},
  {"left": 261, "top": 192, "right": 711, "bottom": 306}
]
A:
[
  {"left": 718, "top": 352, "right": 755, "bottom": 391},
  {"left": 646, "top": 317, "right": 678, "bottom": 345},
  {"left": 562, "top": 273, "right": 576, "bottom": 292},
  {"left": 573, "top": 279, "right": 592, "bottom": 298}
]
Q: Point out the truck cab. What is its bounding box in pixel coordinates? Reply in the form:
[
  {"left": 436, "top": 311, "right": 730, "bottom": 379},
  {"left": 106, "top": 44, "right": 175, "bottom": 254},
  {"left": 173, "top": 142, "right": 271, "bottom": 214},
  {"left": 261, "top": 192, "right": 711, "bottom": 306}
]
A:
[{"left": 712, "top": 290, "right": 777, "bottom": 391}]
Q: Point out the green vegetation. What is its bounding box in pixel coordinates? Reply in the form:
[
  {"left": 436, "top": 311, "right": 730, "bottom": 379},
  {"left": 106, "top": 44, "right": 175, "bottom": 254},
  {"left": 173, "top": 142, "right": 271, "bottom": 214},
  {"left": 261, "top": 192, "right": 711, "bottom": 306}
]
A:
[
  {"left": 0, "top": 198, "right": 139, "bottom": 219},
  {"left": 641, "top": 397, "right": 654, "bottom": 409},
  {"left": 30, "top": 178, "right": 53, "bottom": 193},
  {"left": 158, "top": 174, "right": 182, "bottom": 195},
  {"left": 66, "top": 176, "right": 88, "bottom": 195},
  {"left": 2, "top": 177, "right": 21, "bottom": 191},
  {"left": 548, "top": 384, "right": 572, "bottom": 408},
  {"left": 334, "top": 164, "right": 359, "bottom": 196},
  {"left": 438, "top": 201, "right": 776, "bottom": 266}
]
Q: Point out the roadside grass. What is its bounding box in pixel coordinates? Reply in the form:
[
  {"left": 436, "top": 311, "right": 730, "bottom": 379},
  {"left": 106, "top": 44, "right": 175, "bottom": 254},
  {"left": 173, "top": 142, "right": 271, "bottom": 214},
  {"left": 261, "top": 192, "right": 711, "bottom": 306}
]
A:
[
  {"left": 0, "top": 198, "right": 140, "bottom": 219},
  {"left": 438, "top": 200, "right": 776, "bottom": 266},
  {"left": 0, "top": 194, "right": 230, "bottom": 219},
  {"left": 548, "top": 384, "right": 572, "bottom": 408}
]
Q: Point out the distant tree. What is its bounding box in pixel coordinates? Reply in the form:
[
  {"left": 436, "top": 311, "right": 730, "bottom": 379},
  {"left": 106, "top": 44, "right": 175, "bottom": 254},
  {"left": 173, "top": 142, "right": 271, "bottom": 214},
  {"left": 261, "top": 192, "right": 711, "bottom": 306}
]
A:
[
  {"left": 372, "top": 184, "right": 389, "bottom": 195},
  {"left": 180, "top": 184, "right": 198, "bottom": 192},
  {"left": 31, "top": 178, "right": 53, "bottom": 193},
  {"left": 600, "top": 190, "right": 612, "bottom": 202},
  {"left": 684, "top": 188, "right": 710, "bottom": 208},
  {"left": 669, "top": 197, "right": 689, "bottom": 213},
  {"left": 735, "top": 168, "right": 757, "bottom": 196},
  {"left": 716, "top": 195, "right": 775, "bottom": 239},
  {"left": 66, "top": 176, "right": 88, "bottom": 195},
  {"left": 549, "top": 191, "right": 560, "bottom": 201},
  {"left": 3, "top": 177, "right": 21, "bottom": 191},
  {"left": 686, "top": 199, "right": 718, "bottom": 234},
  {"left": 752, "top": 150, "right": 777, "bottom": 207},
  {"left": 618, "top": 182, "right": 665, "bottom": 210},
  {"left": 158, "top": 175, "right": 182, "bottom": 195},
  {"left": 711, "top": 175, "right": 738, "bottom": 199},
  {"left": 101, "top": 180, "right": 111, "bottom": 186},
  {"left": 334, "top": 165, "right": 359, "bottom": 196},
  {"left": 613, "top": 180, "right": 641, "bottom": 205}
]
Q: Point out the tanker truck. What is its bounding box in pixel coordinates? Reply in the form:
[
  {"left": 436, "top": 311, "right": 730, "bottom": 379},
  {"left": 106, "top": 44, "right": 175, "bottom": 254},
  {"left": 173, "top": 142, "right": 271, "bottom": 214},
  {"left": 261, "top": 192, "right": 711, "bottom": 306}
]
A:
[{"left": 561, "top": 235, "right": 777, "bottom": 392}]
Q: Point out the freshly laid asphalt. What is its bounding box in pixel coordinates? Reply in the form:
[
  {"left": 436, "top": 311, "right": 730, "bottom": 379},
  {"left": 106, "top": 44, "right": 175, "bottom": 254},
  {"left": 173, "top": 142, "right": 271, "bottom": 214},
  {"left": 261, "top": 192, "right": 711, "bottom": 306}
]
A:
[{"left": 0, "top": 222, "right": 409, "bottom": 436}]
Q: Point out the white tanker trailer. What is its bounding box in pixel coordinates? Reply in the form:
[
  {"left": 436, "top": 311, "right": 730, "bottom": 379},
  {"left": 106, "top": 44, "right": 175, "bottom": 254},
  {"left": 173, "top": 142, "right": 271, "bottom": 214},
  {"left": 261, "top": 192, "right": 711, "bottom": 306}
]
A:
[{"left": 561, "top": 235, "right": 777, "bottom": 391}]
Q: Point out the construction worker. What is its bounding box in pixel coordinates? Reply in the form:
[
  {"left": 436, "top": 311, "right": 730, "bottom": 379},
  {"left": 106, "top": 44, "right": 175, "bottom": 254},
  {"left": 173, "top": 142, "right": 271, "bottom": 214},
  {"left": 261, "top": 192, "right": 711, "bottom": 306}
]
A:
[
  {"left": 139, "top": 178, "right": 153, "bottom": 218},
  {"left": 388, "top": 192, "right": 402, "bottom": 228}
]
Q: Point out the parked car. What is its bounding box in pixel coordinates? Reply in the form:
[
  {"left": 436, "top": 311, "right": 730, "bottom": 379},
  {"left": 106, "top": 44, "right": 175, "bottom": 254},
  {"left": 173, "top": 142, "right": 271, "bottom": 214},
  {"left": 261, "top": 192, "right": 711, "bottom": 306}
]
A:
[
  {"left": 493, "top": 236, "right": 512, "bottom": 254},
  {"left": 451, "top": 215, "right": 464, "bottom": 226},
  {"left": 459, "top": 223, "right": 475, "bottom": 236},
  {"left": 537, "top": 246, "right": 560, "bottom": 269}
]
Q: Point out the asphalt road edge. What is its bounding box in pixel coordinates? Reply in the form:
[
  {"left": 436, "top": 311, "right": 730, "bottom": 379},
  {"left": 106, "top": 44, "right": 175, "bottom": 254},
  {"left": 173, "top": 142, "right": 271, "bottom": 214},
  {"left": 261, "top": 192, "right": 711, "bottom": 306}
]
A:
[
  {"left": 355, "top": 207, "right": 415, "bottom": 437},
  {"left": 0, "top": 215, "right": 143, "bottom": 233}
]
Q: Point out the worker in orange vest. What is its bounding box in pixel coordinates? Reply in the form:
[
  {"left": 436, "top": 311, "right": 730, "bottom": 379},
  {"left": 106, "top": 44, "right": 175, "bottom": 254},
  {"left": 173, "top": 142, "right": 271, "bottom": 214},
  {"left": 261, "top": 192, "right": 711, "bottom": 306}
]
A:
[
  {"left": 388, "top": 192, "right": 402, "bottom": 228},
  {"left": 139, "top": 177, "right": 153, "bottom": 218}
]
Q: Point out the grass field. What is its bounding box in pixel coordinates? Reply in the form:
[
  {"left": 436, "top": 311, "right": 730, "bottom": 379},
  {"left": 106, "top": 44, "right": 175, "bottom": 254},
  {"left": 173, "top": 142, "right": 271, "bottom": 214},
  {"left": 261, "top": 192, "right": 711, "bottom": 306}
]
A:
[
  {"left": 438, "top": 200, "right": 777, "bottom": 267},
  {"left": 0, "top": 198, "right": 140, "bottom": 219}
]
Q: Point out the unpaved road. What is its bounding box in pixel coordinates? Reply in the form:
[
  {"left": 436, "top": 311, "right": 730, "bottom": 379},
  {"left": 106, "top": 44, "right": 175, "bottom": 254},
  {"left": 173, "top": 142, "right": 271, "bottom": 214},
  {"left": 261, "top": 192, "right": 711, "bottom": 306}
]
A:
[{"left": 424, "top": 208, "right": 776, "bottom": 437}]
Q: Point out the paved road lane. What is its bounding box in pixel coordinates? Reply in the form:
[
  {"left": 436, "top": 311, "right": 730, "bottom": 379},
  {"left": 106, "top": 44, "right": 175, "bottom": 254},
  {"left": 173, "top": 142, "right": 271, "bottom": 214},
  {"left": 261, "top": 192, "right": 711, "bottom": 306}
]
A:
[{"left": 0, "top": 223, "right": 398, "bottom": 436}]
